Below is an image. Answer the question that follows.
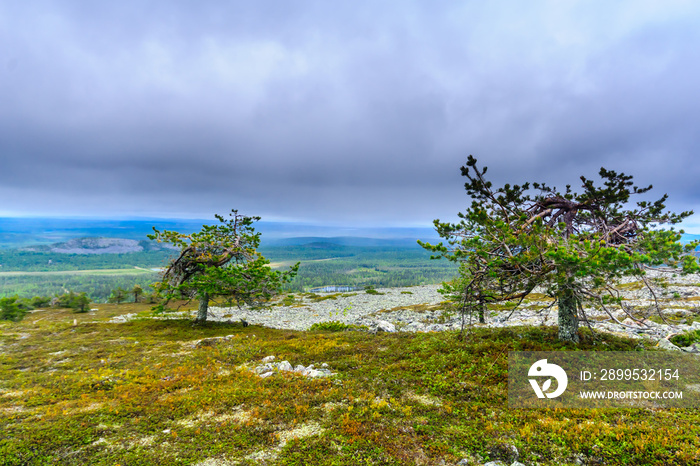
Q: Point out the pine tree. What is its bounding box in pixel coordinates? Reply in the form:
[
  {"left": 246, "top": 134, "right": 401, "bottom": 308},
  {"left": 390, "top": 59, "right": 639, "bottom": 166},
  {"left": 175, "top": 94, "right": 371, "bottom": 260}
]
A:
[
  {"left": 149, "top": 210, "right": 298, "bottom": 323},
  {"left": 420, "top": 156, "right": 699, "bottom": 342}
]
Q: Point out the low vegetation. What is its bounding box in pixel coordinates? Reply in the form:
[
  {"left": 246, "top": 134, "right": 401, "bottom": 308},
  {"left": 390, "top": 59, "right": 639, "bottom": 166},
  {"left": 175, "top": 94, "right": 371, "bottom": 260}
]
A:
[
  {"left": 670, "top": 329, "right": 700, "bottom": 348},
  {"left": 0, "top": 270, "right": 160, "bottom": 304},
  {"left": 2, "top": 303, "right": 699, "bottom": 465},
  {"left": 309, "top": 320, "right": 367, "bottom": 332},
  {"left": 0, "top": 292, "right": 91, "bottom": 322}
]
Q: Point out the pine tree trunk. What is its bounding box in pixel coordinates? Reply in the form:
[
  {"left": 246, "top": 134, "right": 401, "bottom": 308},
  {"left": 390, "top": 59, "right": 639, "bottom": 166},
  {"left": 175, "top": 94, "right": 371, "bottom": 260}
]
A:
[
  {"left": 478, "top": 303, "right": 485, "bottom": 324},
  {"left": 558, "top": 286, "right": 579, "bottom": 342},
  {"left": 196, "top": 292, "right": 209, "bottom": 323}
]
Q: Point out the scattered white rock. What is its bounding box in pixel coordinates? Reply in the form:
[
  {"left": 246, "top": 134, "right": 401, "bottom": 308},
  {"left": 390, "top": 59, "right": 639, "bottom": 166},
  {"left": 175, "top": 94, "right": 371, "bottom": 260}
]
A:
[
  {"left": 103, "top": 273, "right": 700, "bottom": 347},
  {"left": 108, "top": 313, "right": 137, "bottom": 323},
  {"left": 255, "top": 364, "right": 275, "bottom": 374},
  {"left": 621, "top": 317, "right": 643, "bottom": 328},
  {"left": 249, "top": 356, "right": 334, "bottom": 378},
  {"left": 681, "top": 342, "right": 700, "bottom": 353},
  {"left": 657, "top": 338, "right": 681, "bottom": 351},
  {"left": 194, "top": 335, "right": 235, "bottom": 348},
  {"left": 376, "top": 320, "right": 397, "bottom": 332},
  {"left": 278, "top": 360, "right": 293, "bottom": 372},
  {"left": 424, "top": 323, "right": 446, "bottom": 332}
]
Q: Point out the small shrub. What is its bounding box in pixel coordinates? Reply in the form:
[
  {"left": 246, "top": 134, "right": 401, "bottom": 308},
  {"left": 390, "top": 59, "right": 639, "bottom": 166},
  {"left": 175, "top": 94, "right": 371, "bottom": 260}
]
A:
[
  {"left": 30, "top": 295, "right": 52, "bottom": 308},
  {"left": 0, "top": 296, "right": 27, "bottom": 322},
  {"left": 280, "top": 294, "right": 298, "bottom": 306},
  {"left": 311, "top": 293, "right": 342, "bottom": 302},
  {"left": 309, "top": 321, "right": 352, "bottom": 332},
  {"left": 53, "top": 291, "right": 91, "bottom": 313}
]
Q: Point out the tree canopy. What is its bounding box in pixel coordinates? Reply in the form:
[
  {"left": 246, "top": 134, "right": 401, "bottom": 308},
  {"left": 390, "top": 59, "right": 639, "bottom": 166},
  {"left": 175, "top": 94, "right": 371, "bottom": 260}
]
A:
[
  {"left": 149, "top": 210, "right": 298, "bottom": 322},
  {"left": 420, "top": 156, "right": 699, "bottom": 342}
]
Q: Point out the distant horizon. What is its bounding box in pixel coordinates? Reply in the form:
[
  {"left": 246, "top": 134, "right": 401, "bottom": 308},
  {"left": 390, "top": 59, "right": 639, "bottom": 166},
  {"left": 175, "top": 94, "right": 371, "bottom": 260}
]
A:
[
  {"left": 4, "top": 214, "right": 700, "bottom": 234},
  {"left": 0, "top": 213, "right": 436, "bottom": 230},
  {"left": 2, "top": 215, "right": 699, "bottom": 240},
  {"left": 0, "top": 216, "right": 446, "bottom": 249}
]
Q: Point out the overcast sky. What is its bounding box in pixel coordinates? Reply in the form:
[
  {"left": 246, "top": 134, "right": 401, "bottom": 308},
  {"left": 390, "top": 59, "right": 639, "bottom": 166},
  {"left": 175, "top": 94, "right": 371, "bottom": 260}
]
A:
[{"left": 2, "top": 1, "right": 700, "bottom": 230}]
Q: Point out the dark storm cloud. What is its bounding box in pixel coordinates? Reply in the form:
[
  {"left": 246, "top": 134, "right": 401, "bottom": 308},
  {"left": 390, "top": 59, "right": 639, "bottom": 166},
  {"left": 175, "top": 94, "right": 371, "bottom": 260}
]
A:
[{"left": 2, "top": 1, "right": 700, "bottom": 229}]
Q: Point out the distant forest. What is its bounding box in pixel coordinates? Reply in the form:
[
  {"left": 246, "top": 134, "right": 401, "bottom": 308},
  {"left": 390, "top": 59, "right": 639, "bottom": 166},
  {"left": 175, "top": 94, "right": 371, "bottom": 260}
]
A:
[
  {"left": 0, "top": 241, "right": 458, "bottom": 302},
  {"left": 265, "top": 242, "right": 458, "bottom": 291}
]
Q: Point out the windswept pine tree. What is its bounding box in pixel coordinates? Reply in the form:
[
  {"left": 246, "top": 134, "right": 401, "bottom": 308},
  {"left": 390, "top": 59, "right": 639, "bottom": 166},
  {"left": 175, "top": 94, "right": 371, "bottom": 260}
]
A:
[
  {"left": 420, "top": 156, "right": 699, "bottom": 342},
  {"left": 149, "top": 210, "right": 298, "bottom": 323}
]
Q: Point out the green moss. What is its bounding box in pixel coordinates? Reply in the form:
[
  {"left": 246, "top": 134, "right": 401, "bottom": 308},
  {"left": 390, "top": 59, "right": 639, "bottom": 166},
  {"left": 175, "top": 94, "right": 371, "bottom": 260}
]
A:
[
  {"left": 670, "top": 329, "right": 700, "bottom": 347},
  {"left": 309, "top": 320, "right": 352, "bottom": 332},
  {"left": 379, "top": 303, "right": 444, "bottom": 314},
  {"left": 524, "top": 292, "right": 554, "bottom": 301},
  {"left": 310, "top": 293, "right": 343, "bottom": 302},
  {"left": 616, "top": 281, "right": 645, "bottom": 290},
  {"left": 276, "top": 294, "right": 302, "bottom": 306}
]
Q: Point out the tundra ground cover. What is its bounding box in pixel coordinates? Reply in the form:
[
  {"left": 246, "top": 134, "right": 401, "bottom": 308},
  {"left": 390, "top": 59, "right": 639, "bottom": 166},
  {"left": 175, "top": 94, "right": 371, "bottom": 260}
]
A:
[{"left": 1, "top": 303, "right": 699, "bottom": 465}]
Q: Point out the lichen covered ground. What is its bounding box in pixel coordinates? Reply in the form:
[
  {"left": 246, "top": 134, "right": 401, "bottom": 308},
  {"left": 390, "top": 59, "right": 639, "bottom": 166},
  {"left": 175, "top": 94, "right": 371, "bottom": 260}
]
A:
[{"left": 1, "top": 298, "right": 700, "bottom": 465}]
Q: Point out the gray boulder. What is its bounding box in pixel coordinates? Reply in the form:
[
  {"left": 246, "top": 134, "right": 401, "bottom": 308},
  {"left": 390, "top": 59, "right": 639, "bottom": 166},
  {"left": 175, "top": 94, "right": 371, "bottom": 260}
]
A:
[
  {"left": 255, "top": 363, "right": 275, "bottom": 374},
  {"left": 376, "top": 320, "right": 397, "bottom": 332},
  {"left": 406, "top": 322, "right": 426, "bottom": 332},
  {"left": 681, "top": 343, "right": 700, "bottom": 353},
  {"left": 424, "top": 323, "right": 446, "bottom": 332},
  {"left": 278, "top": 360, "right": 293, "bottom": 371},
  {"left": 657, "top": 338, "right": 681, "bottom": 351}
]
